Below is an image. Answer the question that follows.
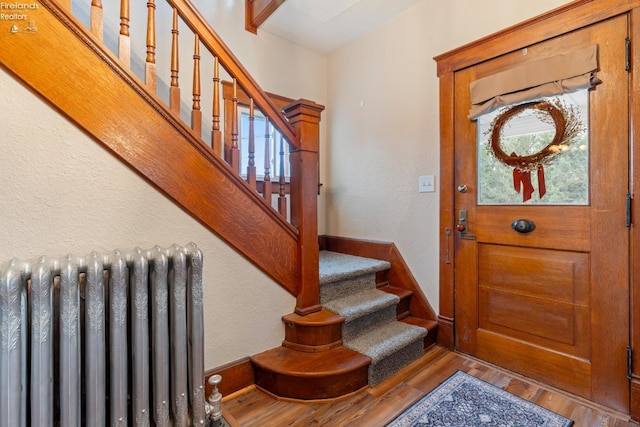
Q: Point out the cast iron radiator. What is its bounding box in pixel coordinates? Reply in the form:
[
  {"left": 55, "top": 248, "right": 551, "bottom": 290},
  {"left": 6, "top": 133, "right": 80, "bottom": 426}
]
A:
[{"left": 0, "top": 243, "right": 205, "bottom": 426}]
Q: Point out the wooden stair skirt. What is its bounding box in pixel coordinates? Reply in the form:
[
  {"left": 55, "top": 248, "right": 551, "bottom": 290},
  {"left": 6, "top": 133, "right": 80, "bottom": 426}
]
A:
[{"left": 251, "top": 288, "right": 438, "bottom": 400}]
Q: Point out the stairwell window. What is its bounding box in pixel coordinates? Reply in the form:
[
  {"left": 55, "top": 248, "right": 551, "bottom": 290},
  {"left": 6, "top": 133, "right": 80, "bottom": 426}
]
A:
[
  {"left": 238, "top": 108, "right": 290, "bottom": 179},
  {"left": 222, "top": 81, "right": 294, "bottom": 181}
]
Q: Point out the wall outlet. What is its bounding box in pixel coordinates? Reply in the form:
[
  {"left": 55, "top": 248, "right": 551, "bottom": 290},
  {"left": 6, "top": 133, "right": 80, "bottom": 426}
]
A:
[{"left": 419, "top": 175, "right": 435, "bottom": 193}]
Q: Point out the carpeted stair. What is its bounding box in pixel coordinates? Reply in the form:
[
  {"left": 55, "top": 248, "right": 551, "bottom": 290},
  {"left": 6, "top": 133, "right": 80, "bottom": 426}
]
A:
[{"left": 320, "top": 251, "right": 427, "bottom": 386}]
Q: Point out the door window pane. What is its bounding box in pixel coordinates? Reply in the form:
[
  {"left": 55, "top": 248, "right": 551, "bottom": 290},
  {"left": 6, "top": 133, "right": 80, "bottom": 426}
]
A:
[{"left": 477, "top": 91, "right": 589, "bottom": 205}]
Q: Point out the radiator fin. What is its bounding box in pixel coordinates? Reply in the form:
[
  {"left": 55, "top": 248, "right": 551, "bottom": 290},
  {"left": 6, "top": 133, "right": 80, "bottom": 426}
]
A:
[{"left": 0, "top": 243, "right": 205, "bottom": 426}]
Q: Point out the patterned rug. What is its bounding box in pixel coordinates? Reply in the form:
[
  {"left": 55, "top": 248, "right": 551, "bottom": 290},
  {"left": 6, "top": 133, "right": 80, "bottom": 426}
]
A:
[{"left": 387, "top": 371, "right": 574, "bottom": 427}]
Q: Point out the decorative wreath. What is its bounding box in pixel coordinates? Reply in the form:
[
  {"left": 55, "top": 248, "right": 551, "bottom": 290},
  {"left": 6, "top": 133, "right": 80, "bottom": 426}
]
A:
[{"left": 486, "top": 98, "right": 584, "bottom": 202}]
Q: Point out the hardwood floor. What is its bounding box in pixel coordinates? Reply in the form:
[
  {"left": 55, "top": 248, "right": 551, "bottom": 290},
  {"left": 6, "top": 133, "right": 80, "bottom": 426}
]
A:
[{"left": 223, "top": 346, "right": 637, "bottom": 426}]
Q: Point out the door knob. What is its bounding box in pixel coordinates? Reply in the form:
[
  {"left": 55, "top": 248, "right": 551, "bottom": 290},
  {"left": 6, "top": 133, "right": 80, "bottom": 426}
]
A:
[
  {"left": 511, "top": 218, "right": 536, "bottom": 234},
  {"left": 457, "top": 184, "right": 468, "bottom": 193},
  {"left": 457, "top": 210, "right": 467, "bottom": 233}
]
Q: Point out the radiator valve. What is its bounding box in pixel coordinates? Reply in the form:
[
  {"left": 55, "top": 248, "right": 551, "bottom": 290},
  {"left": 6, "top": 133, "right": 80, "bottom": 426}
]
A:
[{"left": 205, "top": 374, "right": 223, "bottom": 425}]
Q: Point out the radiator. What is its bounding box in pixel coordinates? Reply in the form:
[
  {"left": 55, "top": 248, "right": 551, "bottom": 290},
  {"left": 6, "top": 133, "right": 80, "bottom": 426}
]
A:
[{"left": 0, "top": 243, "right": 206, "bottom": 427}]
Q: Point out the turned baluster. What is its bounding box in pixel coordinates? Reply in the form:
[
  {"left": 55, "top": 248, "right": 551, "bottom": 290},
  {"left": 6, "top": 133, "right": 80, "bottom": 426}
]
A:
[
  {"left": 170, "top": 7, "right": 180, "bottom": 114},
  {"left": 246, "top": 99, "right": 256, "bottom": 188},
  {"left": 191, "top": 34, "right": 202, "bottom": 135},
  {"left": 145, "top": 0, "right": 157, "bottom": 91},
  {"left": 90, "top": 0, "right": 103, "bottom": 40},
  {"left": 263, "top": 118, "right": 272, "bottom": 202},
  {"left": 119, "top": 0, "right": 130, "bottom": 66},
  {"left": 212, "top": 57, "right": 221, "bottom": 153},
  {"left": 278, "top": 134, "right": 287, "bottom": 216},
  {"left": 229, "top": 80, "right": 240, "bottom": 173}
]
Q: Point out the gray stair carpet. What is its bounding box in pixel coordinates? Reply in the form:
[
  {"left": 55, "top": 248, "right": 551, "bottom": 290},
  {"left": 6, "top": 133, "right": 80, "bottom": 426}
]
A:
[{"left": 320, "top": 251, "right": 427, "bottom": 386}]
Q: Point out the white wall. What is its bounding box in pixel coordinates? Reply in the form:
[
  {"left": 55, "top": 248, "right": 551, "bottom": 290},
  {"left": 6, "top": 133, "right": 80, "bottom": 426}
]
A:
[
  {"left": 0, "top": 67, "right": 292, "bottom": 370},
  {"left": 325, "top": 0, "right": 568, "bottom": 313},
  {"left": 0, "top": 0, "right": 327, "bottom": 371}
]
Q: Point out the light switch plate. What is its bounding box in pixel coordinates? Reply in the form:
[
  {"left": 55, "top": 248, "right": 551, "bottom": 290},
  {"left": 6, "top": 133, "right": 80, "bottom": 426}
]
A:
[{"left": 419, "top": 175, "right": 435, "bottom": 193}]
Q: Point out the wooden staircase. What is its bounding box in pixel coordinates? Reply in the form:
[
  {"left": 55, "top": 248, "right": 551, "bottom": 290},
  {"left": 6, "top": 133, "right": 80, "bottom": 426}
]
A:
[
  {"left": 8, "top": 0, "right": 440, "bottom": 401},
  {"left": 251, "top": 236, "right": 438, "bottom": 399},
  {"left": 322, "top": 235, "right": 439, "bottom": 352},
  {"left": 1, "top": 0, "right": 323, "bottom": 315},
  {"left": 378, "top": 278, "right": 439, "bottom": 351}
]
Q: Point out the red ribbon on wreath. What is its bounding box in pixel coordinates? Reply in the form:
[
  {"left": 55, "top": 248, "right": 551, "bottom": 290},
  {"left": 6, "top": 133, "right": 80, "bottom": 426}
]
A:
[
  {"left": 512, "top": 161, "right": 546, "bottom": 202},
  {"left": 488, "top": 100, "right": 581, "bottom": 203}
]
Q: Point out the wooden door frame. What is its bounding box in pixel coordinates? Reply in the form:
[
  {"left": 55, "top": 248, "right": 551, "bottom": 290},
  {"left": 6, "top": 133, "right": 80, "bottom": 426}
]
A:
[{"left": 435, "top": 0, "right": 640, "bottom": 420}]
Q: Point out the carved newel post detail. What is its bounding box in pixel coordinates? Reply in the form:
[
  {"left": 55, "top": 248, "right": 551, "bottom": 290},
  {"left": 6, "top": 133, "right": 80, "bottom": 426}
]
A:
[{"left": 284, "top": 99, "right": 325, "bottom": 316}]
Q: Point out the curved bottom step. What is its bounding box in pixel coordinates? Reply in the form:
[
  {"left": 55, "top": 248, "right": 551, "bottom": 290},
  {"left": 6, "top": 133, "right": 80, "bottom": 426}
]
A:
[{"left": 251, "top": 346, "right": 370, "bottom": 400}]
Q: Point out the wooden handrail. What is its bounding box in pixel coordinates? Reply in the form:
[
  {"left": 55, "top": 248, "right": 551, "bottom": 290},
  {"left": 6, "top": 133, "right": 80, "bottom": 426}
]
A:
[
  {"left": 166, "top": 0, "right": 300, "bottom": 149},
  {"left": 11, "top": 0, "right": 323, "bottom": 314}
]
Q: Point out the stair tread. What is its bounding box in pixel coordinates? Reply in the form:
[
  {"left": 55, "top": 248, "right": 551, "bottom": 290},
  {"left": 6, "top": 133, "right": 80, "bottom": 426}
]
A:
[
  {"left": 379, "top": 285, "right": 412, "bottom": 298},
  {"left": 323, "top": 289, "right": 399, "bottom": 321},
  {"left": 401, "top": 316, "right": 438, "bottom": 330},
  {"left": 344, "top": 322, "right": 427, "bottom": 363},
  {"left": 319, "top": 251, "right": 390, "bottom": 285},
  {"left": 252, "top": 345, "right": 370, "bottom": 376},
  {"left": 282, "top": 309, "right": 344, "bottom": 326}
]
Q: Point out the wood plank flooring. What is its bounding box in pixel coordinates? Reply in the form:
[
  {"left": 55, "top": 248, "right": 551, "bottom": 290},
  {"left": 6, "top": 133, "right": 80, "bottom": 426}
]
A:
[{"left": 223, "top": 346, "right": 638, "bottom": 426}]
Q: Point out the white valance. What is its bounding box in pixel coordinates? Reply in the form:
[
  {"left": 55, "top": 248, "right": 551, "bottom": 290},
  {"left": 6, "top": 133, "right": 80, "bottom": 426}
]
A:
[{"left": 469, "top": 44, "right": 600, "bottom": 119}]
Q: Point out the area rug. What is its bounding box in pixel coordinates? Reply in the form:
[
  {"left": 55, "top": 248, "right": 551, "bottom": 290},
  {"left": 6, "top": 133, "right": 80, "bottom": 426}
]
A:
[{"left": 387, "top": 371, "right": 573, "bottom": 427}]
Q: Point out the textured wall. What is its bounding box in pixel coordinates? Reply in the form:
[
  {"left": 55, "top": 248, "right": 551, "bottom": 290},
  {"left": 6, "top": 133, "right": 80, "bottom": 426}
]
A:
[
  {"left": 0, "top": 67, "right": 295, "bottom": 369},
  {"left": 0, "top": 0, "right": 327, "bottom": 370},
  {"left": 325, "top": 0, "right": 568, "bottom": 313}
]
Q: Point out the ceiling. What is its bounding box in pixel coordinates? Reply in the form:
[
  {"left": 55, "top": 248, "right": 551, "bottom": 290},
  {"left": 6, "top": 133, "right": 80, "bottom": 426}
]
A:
[{"left": 259, "top": 0, "right": 423, "bottom": 55}]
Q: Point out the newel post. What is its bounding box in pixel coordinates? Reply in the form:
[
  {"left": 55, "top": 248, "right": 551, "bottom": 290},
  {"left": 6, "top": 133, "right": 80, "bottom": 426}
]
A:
[{"left": 283, "top": 99, "right": 325, "bottom": 316}]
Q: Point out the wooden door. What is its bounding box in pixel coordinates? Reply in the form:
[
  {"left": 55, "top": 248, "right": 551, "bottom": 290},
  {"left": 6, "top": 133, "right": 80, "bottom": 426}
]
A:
[{"left": 454, "top": 16, "right": 630, "bottom": 412}]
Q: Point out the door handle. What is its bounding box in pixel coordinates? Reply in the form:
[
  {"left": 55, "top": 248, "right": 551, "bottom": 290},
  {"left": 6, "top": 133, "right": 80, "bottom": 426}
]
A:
[
  {"left": 456, "top": 209, "right": 476, "bottom": 240},
  {"left": 511, "top": 218, "right": 536, "bottom": 234},
  {"left": 457, "top": 210, "right": 467, "bottom": 232}
]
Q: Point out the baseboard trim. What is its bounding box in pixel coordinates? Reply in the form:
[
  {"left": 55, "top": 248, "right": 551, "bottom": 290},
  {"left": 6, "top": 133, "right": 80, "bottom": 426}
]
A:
[
  {"left": 205, "top": 357, "right": 254, "bottom": 398},
  {"left": 437, "top": 315, "right": 454, "bottom": 349}
]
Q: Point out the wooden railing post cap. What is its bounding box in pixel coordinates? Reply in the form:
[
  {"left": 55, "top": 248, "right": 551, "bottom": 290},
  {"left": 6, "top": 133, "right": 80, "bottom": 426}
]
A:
[{"left": 283, "top": 99, "right": 325, "bottom": 122}]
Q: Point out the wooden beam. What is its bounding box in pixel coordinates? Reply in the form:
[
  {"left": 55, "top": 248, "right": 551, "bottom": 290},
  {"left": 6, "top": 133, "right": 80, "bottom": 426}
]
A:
[{"left": 245, "top": 0, "right": 285, "bottom": 34}]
